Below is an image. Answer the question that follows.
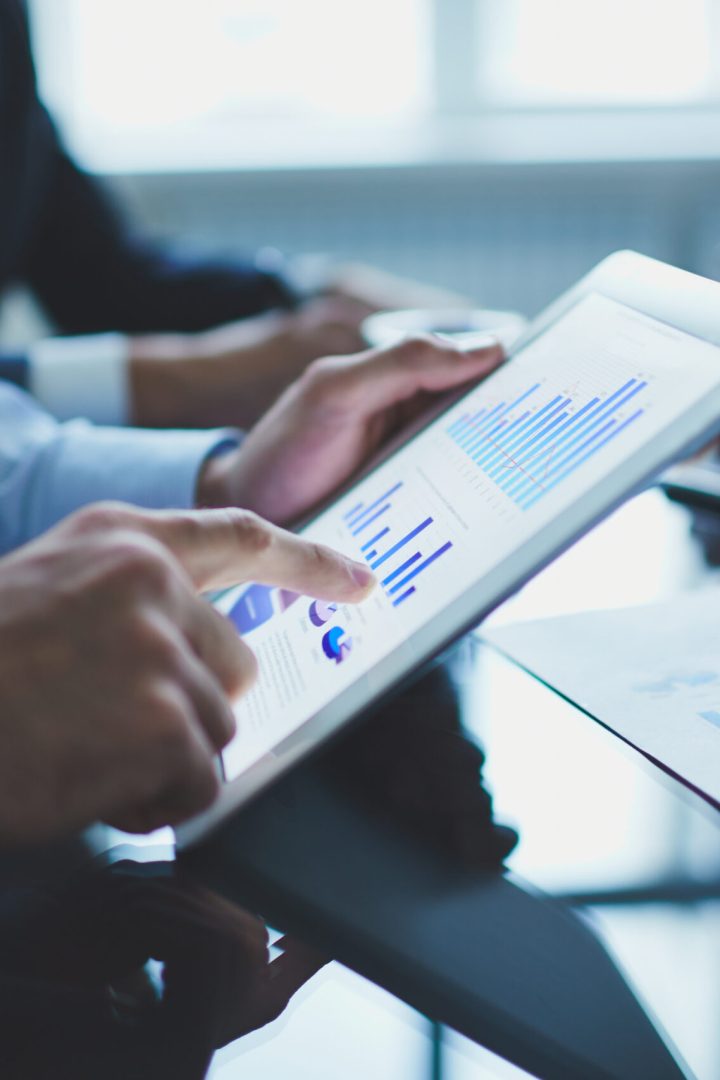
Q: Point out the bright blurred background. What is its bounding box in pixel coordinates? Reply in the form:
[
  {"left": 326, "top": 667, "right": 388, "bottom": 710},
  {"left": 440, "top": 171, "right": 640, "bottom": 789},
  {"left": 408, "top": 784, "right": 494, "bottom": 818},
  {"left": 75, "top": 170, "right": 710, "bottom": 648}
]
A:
[
  {"left": 22, "top": 0, "right": 720, "bottom": 320},
  {"left": 17, "top": 5, "right": 720, "bottom": 1078}
]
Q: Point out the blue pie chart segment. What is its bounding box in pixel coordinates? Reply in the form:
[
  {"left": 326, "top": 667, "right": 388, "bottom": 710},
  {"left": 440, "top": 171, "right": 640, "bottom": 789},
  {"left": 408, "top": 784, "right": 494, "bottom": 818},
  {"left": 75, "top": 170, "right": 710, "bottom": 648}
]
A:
[{"left": 322, "top": 626, "right": 352, "bottom": 663}]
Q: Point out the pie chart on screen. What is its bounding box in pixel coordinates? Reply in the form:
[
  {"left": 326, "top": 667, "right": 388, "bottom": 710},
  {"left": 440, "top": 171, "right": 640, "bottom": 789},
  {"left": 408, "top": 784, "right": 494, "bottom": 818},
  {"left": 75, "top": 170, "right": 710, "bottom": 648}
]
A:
[
  {"left": 321, "top": 626, "right": 353, "bottom": 664},
  {"left": 309, "top": 600, "right": 339, "bottom": 627}
]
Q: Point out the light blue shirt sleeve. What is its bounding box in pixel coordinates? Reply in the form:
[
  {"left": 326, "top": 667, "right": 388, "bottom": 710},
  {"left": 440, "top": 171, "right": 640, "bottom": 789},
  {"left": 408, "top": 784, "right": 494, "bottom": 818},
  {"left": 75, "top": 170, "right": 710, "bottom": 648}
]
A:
[{"left": 0, "top": 382, "right": 241, "bottom": 555}]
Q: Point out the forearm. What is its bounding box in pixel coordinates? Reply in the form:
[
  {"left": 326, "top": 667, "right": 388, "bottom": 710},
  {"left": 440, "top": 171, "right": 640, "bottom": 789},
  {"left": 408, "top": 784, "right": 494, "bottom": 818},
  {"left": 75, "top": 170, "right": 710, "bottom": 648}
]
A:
[
  {"left": 127, "top": 310, "right": 293, "bottom": 428},
  {"left": 0, "top": 383, "right": 239, "bottom": 553}
]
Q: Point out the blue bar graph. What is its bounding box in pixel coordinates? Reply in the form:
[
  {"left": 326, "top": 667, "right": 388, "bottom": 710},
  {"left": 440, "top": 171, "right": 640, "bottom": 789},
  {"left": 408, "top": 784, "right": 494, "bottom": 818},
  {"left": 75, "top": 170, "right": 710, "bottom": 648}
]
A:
[
  {"left": 369, "top": 517, "right": 433, "bottom": 570},
  {"left": 521, "top": 409, "right": 644, "bottom": 510},
  {"left": 504, "top": 380, "right": 646, "bottom": 501},
  {"left": 351, "top": 503, "right": 391, "bottom": 536},
  {"left": 343, "top": 484, "right": 452, "bottom": 609},
  {"left": 382, "top": 552, "right": 422, "bottom": 586},
  {"left": 347, "top": 482, "right": 403, "bottom": 530},
  {"left": 446, "top": 377, "right": 647, "bottom": 509},
  {"left": 388, "top": 542, "right": 454, "bottom": 595},
  {"left": 361, "top": 527, "right": 389, "bottom": 553},
  {"left": 343, "top": 501, "right": 364, "bottom": 521}
]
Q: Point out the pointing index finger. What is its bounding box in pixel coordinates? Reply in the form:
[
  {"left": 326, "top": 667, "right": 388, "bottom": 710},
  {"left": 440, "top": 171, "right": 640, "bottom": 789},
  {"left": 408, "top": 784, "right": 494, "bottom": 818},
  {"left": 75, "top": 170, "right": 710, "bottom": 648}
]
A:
[{"left": 134, "top": 508, "right": 377, "bottom": 599}]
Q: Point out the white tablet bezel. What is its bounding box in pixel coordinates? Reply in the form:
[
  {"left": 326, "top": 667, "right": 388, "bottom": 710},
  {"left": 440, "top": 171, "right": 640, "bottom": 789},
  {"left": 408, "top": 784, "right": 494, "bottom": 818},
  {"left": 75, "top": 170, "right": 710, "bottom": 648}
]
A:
[{"left": 177, "top": 251, "right": 720, "bottom": 848}]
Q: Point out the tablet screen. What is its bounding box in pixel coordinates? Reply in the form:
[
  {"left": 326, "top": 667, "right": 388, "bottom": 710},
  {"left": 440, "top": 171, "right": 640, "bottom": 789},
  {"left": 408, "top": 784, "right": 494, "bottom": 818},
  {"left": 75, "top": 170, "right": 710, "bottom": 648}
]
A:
[{"left": 216, "top": 292, "right": 720, "bottom": 781}]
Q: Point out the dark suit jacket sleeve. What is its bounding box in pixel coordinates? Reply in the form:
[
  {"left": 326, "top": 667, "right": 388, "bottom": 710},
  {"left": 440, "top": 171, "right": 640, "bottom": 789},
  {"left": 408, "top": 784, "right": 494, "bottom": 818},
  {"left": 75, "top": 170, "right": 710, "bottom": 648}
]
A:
[
  {"left": 20, "top": 125, "right": 297, "bottom": 335},
  {"left": 4, "top": 0, "right": 296, "bottom": 336}
]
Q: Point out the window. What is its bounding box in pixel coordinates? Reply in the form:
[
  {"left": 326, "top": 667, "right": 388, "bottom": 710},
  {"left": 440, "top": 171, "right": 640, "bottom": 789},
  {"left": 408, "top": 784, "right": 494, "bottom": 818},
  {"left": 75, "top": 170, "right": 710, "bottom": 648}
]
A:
[
  {"left": 27, "top": 0, "right": 720, "bottom": 171},
  {"left": 31, "top": 0, "right": 430, "bottom": 131},
  {"left": 476, "top": 0, "right": 717, "bottom": 107}
]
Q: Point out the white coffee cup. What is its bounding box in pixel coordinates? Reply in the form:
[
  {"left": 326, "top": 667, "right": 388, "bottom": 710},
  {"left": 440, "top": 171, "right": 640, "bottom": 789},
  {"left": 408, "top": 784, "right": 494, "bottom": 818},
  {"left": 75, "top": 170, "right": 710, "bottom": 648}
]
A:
[{"left": 362, "top": 308, "right": 528, "bottom": 352}]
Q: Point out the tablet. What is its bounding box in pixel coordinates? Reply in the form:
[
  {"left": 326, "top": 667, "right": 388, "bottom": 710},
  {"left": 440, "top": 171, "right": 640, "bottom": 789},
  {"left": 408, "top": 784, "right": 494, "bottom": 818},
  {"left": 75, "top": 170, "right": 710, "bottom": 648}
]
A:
[{"left": 177, "top": 251, "right": 720, "bottom": 847}]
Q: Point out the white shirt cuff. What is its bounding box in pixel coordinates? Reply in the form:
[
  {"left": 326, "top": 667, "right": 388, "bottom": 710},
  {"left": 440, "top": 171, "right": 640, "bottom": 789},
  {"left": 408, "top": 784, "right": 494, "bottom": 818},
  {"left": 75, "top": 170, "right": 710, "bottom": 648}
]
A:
[{"left": 28, "top": 333, "right": 129, "bottom": 425}]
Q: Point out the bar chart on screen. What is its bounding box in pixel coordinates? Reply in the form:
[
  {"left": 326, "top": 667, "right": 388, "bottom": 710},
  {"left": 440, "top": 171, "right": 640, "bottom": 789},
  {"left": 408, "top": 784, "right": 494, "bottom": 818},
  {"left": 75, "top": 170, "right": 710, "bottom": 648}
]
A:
[
  {"left": 446, "top": 376, "right": 647, "bottom": 510},
  {"left": 343, "top": 483, "right": 453, "bottom": 609}
]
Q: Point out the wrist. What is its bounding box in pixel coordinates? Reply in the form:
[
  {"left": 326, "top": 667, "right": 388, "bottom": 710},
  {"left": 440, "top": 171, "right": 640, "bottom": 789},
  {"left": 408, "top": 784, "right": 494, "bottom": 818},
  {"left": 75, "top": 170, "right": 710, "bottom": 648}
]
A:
[
  {"left": 129, "top": 333, "right": 199, "bottom": 427},
  {"left": 195, "top": 445, "right": 243, "bottom": 509}
]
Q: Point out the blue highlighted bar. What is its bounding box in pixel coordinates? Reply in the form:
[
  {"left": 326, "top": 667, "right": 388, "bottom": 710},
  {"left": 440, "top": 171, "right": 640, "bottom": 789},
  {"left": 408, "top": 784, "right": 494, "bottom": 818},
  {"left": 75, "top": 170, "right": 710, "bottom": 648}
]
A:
[
  {"left": 457, "top": 403, "right": 505, "bottom": 449},
  {"left": 496, "top": 409, "right": 570, "bottom": 491},
  {"left": 494, "top": 395, "right": 601, "bottom": 483},
  {"left": 475, "top": 398, "right": 564, "bottom": 471},
  {"left": 508, "top": 380, "right": 647, "bottom": 501},
  {"left": 450, "top": 411, "right": 485, "bottom": 443},
  {"left": 463, "top": 418, "right": 510, "bottom": 458},
  {"left": 490, "top": 399, "right": 571, "bottom": 471},
  {"left": 503, "top": 379, "right": 643, "bottom": 493},
  {"left": 521, "top": 409, "right": 643, "bottom": 511},
  {"left": 473, "top": 410, "right": 531, "bottom": 468},
  {"left": 382, "top": 552, "right": 422, "bottom": 587},
  {"left": 448, "top": 377, "right": 649, "bottom": 511},
  {"left": 361, "top": 526, "right": 390, "bottom": 553},
  {"left": 447, "top": 413, "right": 469, "bottom": 436},
  {"left": 457, "top": 385, "right": 539, "bottom": 454},
  {"left": 343, "top": 501, "right": 363, "bottom": 520},
  {"left": 482, "top": 395, "right": 566, "bottom": 467},
  {"left": 347, "top": 482, "right": 403, "bottom": 529},
  {"left": 352, "top": 503, "right": 390, "bottom": 536},
  {"left": 388, "top": 542, "right": 453, "bottom": 595},
  {"left": 512, "top": 418, "right": 617, "bottom": 502},
  {"left": 392, "top": 587, "right": 416, "bottom": 608},
  {"left": 370, "top": 516, "right": 433, "bottom": 571},
  {"left": 364, "top": 550, "right": 377, "bottom": 561},
  {"left": 448, "top": 411, "right": 482, "bottom": 437}
]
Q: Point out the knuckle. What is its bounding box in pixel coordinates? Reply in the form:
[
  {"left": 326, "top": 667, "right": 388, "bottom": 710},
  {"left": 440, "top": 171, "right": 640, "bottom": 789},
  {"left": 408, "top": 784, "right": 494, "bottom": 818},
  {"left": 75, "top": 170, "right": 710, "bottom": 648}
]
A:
[
  {"left": 129, "top": 613, "right": 183, "bottom": 671},
  {"left": 306, "top": 539, "right": 333, "bottom": 574},
  {"left": 140, "top": 683, "right": 195, "bottom": 760},
  {"left": 234, "top": 644, "right": 259, "bottom": 696},
  {"left": 66, "top": 501, "right": 140, "bottom": 538},
  {"left": 110, "top": 541, "right": 175, "bottom": 596},
  {"left": 298, "top": 356, "right": 341, "bottom": 404},
  {"left": 225, "top": 509, "right": 273, "bottom": 557}
]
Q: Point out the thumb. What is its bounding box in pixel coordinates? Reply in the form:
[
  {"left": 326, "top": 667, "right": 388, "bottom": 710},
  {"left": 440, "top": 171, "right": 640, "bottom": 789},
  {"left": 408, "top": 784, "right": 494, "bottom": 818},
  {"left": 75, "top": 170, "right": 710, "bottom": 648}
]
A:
[
  {"left": 129, "top": 507, "right": 377, "bottom": 600},
  {"left": 320, "top": 334, "right": 504, "bottom": 416}
]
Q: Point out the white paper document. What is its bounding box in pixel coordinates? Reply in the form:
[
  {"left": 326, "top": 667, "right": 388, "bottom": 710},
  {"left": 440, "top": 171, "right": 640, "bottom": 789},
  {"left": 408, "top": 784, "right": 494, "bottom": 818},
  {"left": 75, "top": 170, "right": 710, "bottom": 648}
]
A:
[{"left": 483, "top": 590, "right": 720, "bottom": 804}]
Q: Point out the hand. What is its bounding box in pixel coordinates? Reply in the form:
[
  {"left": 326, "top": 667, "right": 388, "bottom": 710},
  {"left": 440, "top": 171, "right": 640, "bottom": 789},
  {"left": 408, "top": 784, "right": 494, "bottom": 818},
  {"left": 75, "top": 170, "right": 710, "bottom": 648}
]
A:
[
  {"left": 0, "top": 503, "right": 374, "bottom": 842},
  {"left": 0, "top": 859, "right": 327, "bottom": 1073},
  {"left": 198, "top": 334, "right": 504, "bottom": 525},
  {"left": 143, "top": 878, "right": 327, "bottom": 1047},
  {"left": 129, "top": 296, "right": 368, "bottom": 430},
  {"left": 79, "top": 862, "right": 326, "bottom": 1049}
]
